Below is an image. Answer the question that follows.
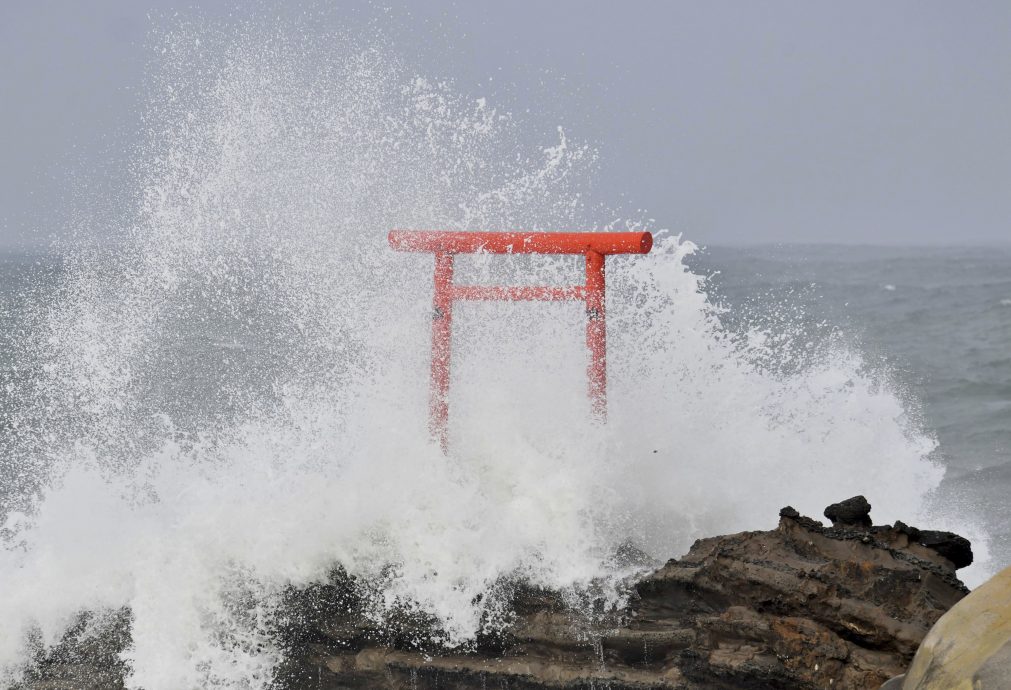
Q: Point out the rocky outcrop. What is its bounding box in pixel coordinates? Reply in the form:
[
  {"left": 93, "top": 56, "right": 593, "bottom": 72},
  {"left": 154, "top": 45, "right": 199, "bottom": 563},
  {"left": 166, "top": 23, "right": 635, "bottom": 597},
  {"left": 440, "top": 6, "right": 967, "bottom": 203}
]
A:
[
  {"left": 899, "top": 564, "right": 1011, "bottom": 689},
  {"left": 271, "top": 500, "right": 970, "bottom": 689},
  {"left": 18, "top": 499, "right": 972, "bottom": 690}
]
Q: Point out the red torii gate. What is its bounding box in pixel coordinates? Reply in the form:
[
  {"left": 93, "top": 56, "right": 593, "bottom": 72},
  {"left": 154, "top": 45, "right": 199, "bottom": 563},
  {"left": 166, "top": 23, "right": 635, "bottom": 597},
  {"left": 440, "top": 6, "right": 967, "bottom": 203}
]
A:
[{"left": 388, "top": 230, "right": 653, "bottom": 450}]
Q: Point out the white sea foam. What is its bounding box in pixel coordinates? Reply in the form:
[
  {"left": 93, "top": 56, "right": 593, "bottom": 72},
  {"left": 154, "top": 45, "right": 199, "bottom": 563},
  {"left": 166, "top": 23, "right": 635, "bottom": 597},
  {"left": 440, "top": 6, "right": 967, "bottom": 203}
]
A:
[{"left": 0, "top": 19, "right": 988, "bottom": 690}]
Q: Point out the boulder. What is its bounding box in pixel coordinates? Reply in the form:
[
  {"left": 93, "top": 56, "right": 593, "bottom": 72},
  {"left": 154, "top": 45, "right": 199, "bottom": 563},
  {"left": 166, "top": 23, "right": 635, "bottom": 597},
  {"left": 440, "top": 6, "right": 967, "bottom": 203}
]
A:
[
  {"left": 824, "top": 495, "right": 872, "bottom": 528},
  {"left": 901, "top": 565, "right": 1011, "bottom": 689}
]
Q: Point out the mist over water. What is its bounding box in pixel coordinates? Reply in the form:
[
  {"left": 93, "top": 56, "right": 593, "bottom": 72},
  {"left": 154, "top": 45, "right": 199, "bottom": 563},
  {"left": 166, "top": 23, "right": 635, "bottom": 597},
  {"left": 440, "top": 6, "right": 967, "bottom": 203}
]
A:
[{"left": 0, "top": 19, "right": 986, "bottom": 690}]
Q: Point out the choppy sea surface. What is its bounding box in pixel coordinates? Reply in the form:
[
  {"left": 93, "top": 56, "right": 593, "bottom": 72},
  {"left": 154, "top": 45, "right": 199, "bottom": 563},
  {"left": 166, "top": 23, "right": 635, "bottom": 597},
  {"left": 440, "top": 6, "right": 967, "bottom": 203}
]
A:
[{"left": 688, "top": 244, "right": 1011, "bottom": 565}]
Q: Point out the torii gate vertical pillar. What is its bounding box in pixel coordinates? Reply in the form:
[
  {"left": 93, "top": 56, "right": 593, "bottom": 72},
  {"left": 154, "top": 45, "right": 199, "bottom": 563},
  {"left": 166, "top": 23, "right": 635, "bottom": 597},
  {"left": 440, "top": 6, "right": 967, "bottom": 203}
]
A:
[
  {"left": 431, "top": 252, "right": 454, "bottom": 450},
  {"left": 585, "top": 249, "right": 607, "bottom": 418},
  {"left": 389, "top": 230, "right": 653, "bottom": 451}
]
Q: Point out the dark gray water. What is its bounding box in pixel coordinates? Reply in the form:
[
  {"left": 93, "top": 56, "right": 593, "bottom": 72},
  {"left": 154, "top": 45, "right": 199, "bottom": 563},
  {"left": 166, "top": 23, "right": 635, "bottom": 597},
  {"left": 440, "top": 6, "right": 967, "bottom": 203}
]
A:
[{"left": 687, "top": 243, "right": 1011, "bottom": 569}]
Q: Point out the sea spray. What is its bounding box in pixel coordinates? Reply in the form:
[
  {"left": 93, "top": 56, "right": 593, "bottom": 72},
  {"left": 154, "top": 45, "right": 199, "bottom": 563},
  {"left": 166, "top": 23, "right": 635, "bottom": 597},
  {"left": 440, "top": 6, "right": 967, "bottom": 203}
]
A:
[{"left": 0, "top": 18, "right": 978, "bottom": 690}]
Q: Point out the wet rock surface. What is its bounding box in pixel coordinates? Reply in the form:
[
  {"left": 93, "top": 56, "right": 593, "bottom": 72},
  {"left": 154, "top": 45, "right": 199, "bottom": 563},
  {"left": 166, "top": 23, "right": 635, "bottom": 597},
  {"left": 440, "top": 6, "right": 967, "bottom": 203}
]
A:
[{"left": 17, "top": 501, "right": 971, "bottom": 690}]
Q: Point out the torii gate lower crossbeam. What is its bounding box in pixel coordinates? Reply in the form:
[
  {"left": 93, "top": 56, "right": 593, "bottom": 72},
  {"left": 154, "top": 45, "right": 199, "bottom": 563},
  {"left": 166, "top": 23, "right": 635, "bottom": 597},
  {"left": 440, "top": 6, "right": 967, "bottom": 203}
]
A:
[{"left": 388, "top": 230, "right": 653, "bottom": 450}]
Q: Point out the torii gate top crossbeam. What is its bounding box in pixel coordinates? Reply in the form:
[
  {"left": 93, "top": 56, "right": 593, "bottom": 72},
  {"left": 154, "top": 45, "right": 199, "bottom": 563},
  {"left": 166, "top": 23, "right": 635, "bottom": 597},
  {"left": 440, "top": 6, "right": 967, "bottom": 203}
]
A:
[
  {"left": 388, "top": 230, "right": 653, "bottom": 451},
  {"left": 388, "top": 230, "right": 653, "bottom": 255}
]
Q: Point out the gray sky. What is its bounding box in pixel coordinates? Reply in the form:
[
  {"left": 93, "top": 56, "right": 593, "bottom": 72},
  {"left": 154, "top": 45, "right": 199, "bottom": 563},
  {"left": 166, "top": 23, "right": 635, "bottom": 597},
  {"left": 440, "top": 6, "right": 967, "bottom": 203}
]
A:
[{"left": 2, "top": 1, "right": 1010, "bottom": 249}]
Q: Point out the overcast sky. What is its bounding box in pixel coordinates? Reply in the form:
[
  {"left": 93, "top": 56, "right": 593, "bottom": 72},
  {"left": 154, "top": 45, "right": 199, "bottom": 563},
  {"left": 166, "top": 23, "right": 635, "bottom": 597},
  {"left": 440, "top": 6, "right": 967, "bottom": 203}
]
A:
[{"left": 2, "top": 0, "right": 1010, "bottom": 249}]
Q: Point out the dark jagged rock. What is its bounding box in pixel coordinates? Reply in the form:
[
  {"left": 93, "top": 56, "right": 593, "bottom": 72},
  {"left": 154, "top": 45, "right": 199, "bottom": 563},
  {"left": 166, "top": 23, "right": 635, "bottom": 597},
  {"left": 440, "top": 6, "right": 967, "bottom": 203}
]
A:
[
  {"left": 627, "top": 510, "right": 968, "bottom": 689},
  {"left": 893, "top": 520, "right": 920, "bottom": 539},
  {"left": 916, "top": 530, "right": 973, "bottom": 569},
  {"left": 17, "top": 502, "right": 972, "bottom": 690},
  {"left": 11, "top": 610, "right": 130, "bottom": 690},
  {"left": 824, "top": 495, "right": 872, "bottom": 528}
]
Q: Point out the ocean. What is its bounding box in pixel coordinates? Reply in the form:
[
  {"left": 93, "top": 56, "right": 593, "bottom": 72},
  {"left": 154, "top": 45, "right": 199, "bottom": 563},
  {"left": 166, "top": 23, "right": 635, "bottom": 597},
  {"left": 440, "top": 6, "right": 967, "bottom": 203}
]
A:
[
  {"left": 4, "top": 243, "right": 1007, "bottom": 565},
  {"left": 689, "top": 244, "right": 1011, "bottom": 567},
  {"left": 0, "top": 21, "right": 1009, "bottom": 687}
]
